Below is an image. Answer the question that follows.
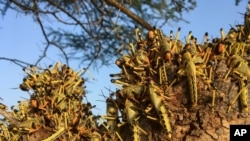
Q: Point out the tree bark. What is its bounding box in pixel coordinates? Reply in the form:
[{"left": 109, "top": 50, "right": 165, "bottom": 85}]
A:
[{"left": 116, "top": 60, "right": 250, "bottom": 141}]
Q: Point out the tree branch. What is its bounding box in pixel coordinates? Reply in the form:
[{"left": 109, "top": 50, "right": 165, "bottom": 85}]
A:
[
  {"left": 0, "top": 57, "right": 31, "bottom": 68},
  {"left": 104, "top": 0, "right": 154, "bottom": 30}
]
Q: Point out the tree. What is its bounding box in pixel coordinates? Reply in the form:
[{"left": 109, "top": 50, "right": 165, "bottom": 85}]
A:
[{"left": 0, "top": 0, "right": 196, "bottom": 68}]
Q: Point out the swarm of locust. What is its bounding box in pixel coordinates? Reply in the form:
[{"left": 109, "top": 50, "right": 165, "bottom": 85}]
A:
[
  {"left": 0, "top": 62, "right": 101, "bottom": 141},
  {"left": 107, "top": 9, "right": 250, "bottom": 141}
]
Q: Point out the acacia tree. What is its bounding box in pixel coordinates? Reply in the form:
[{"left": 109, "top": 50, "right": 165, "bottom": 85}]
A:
[
  {"left": 0, "top": 0, "right": 197, "bottom": 68},
  {"left": 0, "top": 0, "right": 245, "bottom": 68}
]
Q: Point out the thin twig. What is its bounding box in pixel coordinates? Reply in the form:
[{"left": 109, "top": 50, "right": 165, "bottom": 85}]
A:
[{"left": 0, "top": 57, "right": 31, "bottom": 68}]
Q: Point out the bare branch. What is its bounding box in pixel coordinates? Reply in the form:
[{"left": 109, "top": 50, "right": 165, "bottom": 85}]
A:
[
  {"left": 33, "top": 5, "right": 50, "bottom": 65},
  {"left": 0, "top": 57, "right": 31, "bottom": 68},
  {"left": 1, "top": 0, "right": 197, "bottom": 69},
  {"left": 104, "top": 0, "right": 154, "bottom": 30},
  {"left": 47, "top": 0, "right": 96, "bottom": 39}
]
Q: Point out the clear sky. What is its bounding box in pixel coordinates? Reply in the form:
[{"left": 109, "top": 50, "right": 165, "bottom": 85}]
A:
[{"left": 0, "top": 0, "right": 248, "bottom": 115}]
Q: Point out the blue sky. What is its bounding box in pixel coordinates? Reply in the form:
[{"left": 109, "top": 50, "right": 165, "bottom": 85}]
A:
[{"left": 0, "top": 0, "right": 248, "bottom": 115}]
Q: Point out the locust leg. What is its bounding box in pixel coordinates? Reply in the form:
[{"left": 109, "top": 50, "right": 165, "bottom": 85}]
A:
[
  {"left": 224, "top": 68, "right": 232, "bottom": 80},
  {"left": 159, "top": 62, "right": 168, "bottom": 85},
  {"left": 148, "top": 82, "right": 172, "bottom": 139},
  {"left": 124, "top": 99, "right": 142, "bottom": 141},
  {"left": 197, "top": 65, "right": 217, "bottom": 112},
  {"left": 227, "top": 88, "right": 243, "bottom": 113},
  {"left": 207, "top": 65, "right": 217, "bottom": 113},
  {"left": 239, "top": 77, "right": 248, "bottom": 113},
  {"left": 227, "top": 77, "right": 248, "bottom": 113},
  {"left": 202, "top": 47, "right": 212, "bottom": 65},
  {"left": 131, "top": 123, "right": 140, "bottom": 141},
  {"left": 227, "top": 80, "right": 245, "bottom": 113},
  {"left": 211, "top": 90, "right": 216, "bottom": 113},
  {"left": 41, "top": 127, "right": 66, "bottom": 141}
]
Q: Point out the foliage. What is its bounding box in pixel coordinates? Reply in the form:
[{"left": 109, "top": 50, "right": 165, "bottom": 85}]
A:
[{"left": 0, "top": 0, "right": 197, "bottom": 68}]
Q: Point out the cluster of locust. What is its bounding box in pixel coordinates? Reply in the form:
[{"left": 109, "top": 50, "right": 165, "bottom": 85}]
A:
[
  {"left": 108, "top": 12, "right": 250, "bottom": 140},
  {"left": 0, "top": 62, "right": 102, "bottom": 141},
  {"left": 0, "top": 10, "right": 249, "bottom": 141}
]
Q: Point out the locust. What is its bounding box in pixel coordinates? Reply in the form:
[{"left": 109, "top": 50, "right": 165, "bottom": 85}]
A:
[
  {"left": 147, "top": 79, "right": 172, "bottom": 139},
  {"left": 97, "top": 96, "right": 122, "bottom": 141},
  {"left": 12, "top": 62, "right": 100, "bottom": 140},
  {"left": 106, "top": 97, "right": 118, "bottom": 134},
  {"left": 175, "top": 48, "right": 215, "bottom": 108},
  {"left": 0, "top": 123, "right": 10, "bottom": 140},
  {"left": 124, "top": 98, "right": 143, "bottom": 141},
  {"left": 176, "top": 51, "right": 198, "bottom": 107},
  {"left": 224, "top": 54, "right": 249, "bottom": 113}
]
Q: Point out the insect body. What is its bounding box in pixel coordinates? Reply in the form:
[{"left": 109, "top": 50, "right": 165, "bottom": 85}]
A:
[
  {"left": 239, "top": 78, "right": 248, "bottom": 113},
  {"left": 227, "top": 77, "right": 248, "bottom": 113},
  {"left": 0, "top": 123, "right": 10, "bottom": 140},
  {"left": 225, "top": 55, "right": 249, "bottom": 113},
  {"left": 17, "top": 117, "right": 42, "bottom": 133},
  {"left": 176, "top": 51, "right": 198, "bottom": 107},
  {"left": 225, "top": 55, "right": 250, "bottom": 78},
  {"left": 147, "top": 79, "right": 172, "bottom": 138}
]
